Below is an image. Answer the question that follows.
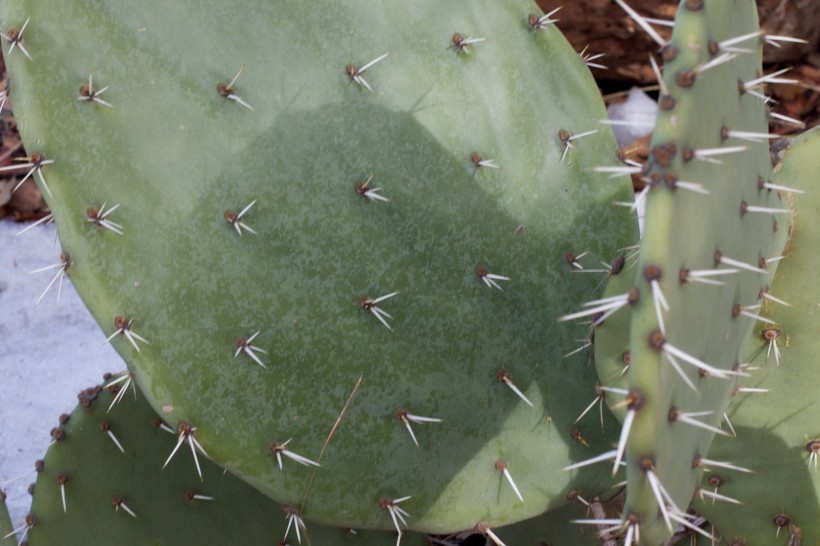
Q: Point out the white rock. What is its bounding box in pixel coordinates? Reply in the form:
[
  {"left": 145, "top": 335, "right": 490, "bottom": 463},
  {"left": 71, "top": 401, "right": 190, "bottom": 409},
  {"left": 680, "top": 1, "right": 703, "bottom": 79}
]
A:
[{"left": 607, "top": 87, "right": 657, "bottom": 148}]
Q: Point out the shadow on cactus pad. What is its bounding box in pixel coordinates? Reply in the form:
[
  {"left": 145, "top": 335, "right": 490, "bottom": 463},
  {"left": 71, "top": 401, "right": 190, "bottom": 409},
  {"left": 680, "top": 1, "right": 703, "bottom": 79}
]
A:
[{"left": 0, "top": 0, "right": 637, "bottom": 533}]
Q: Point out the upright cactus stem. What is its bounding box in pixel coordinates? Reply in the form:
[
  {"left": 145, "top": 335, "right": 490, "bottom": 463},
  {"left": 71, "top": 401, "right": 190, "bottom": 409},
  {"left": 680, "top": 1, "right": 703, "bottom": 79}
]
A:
[{"left": 586, "top": 0, "right": 795, "bottom": 543}]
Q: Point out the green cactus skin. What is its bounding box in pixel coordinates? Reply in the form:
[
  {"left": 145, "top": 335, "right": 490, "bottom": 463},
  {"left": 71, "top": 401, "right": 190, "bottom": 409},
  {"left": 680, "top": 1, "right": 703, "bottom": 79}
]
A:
[
  {"left": 0, "top": 491, "right": 16, "bottom": 546},
  {"left": 622, "top": 1, "right": 792, "bottom": 543},
  {"left": 0, "top": 0, "right": 636, "bottom": 533},
  {"left": 590, "top": 252, "right": 636, "bottom": 423},
  {"left": 20, "top": 378, "right": 428, "bottom": 546},
  {"left": 690, "top": 127, "right": 820, "bottom": 545},
  {"left": 564, "top": 1, "right": 795, "bottom": 544}
]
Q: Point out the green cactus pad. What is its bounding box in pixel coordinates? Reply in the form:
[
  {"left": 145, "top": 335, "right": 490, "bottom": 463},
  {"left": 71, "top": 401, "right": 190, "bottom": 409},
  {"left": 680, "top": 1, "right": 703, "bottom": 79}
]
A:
[
  {"left": 590, "top": 251, "right": 637, "bottom": 422},
  {"left": 624, "top": 9, "right": 791, "bottom": 545},
  {"left": 691, "top": 128, "right": 820, "bottom": 545},
  {"left": 23, "top": 377, "right": 428, "bottom": 546},
  {"left": 0, "top": 0, "right": 636, "bottom": 532},
  {"left": 573, "top": 1, "right": 794, "bottom": 543},
  {"left": 0, "top": 492, "right": 15, "bottom": 546}
]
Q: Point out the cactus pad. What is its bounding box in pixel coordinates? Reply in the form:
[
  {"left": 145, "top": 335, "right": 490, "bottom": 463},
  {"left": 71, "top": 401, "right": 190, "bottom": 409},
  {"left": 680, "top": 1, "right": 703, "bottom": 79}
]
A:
[
  {"left": 0, "top": 492, "right": 15, "bottom": 546},
  {"left": 0, "top": 0, "right": 636, "bottom": 532},
  {"left": 693, "top": 128, "right": 820, "bottom": 545},
  {"left": 569, "top": 1, "right": 795, "bottom": 543},
  {"left": 19, "top": 377, "right": 429, "bottom": 546}
]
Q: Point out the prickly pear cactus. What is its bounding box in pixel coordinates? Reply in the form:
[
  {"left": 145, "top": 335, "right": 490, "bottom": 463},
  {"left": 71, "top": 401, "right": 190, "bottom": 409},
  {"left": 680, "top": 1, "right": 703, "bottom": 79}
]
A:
[
  {"left": 12, "top": 379, "right": 427, "bottom": 546},
  {"left": 623, "top": 1, "right": 793, "bottom": 539},
  {"left": 693, "top": 127, "right": 820, "bottom": 545},
  {"left": 564, "top": 1, "right": 796, "bottom": 544},
  {"left": 0, "top": 492, "right": 14, "bottom": 546},
  {"left": 588, "top": 252, "right": 635, "bottom": 423},
  {"left": 0, "top": 0, "right": 636, "bottom": 533}
]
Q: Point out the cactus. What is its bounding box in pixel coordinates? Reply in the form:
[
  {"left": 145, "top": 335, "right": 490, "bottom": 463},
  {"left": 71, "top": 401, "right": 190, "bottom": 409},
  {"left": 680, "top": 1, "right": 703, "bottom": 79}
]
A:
[
  {"left": 589, "top": 252, "right": 635, "bottom": 424},
  {"left": 7, "top": 377, "right": 616, "bottom": 546},
  {"left": 621, "top": 3, "right": 793, "bottom": 541},
  {"left": 0, "top": 0, "right": 636, "bottom": 535},
  {"left": 690, "top": 127, "right": 820, "bottom": 545},
  {"left": 563, "top": 1, "right": 808, "bottom": 544},
  {"left": 3, "top": 0, "right": 818, "bottom": 543},
  {"left": 497, "top": 496, "right": 618, "bottom": 545},
  {"left": 12, "top": 378, "right": 428, "bottom": 545},
  {"left": 0, "top": 492, "right": 15, "bottom": 546}
]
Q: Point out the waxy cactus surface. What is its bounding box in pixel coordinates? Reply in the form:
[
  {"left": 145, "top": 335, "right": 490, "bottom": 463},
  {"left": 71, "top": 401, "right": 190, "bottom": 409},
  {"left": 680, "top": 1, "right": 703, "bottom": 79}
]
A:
[
  {"left": 0, "top": 0, "right": 636, "bottom": 533},
  {"left": 694, "top": 127, "right": 820, "bottom": 545},
  {"left": 19, "top": 379, "right": 429, "bottom": 546},
  {"left": 4, "top": 0, "right": 817, "bottom": 543},
  {"left": 567, "top": 1, "right": 802, "bottom": 544}
]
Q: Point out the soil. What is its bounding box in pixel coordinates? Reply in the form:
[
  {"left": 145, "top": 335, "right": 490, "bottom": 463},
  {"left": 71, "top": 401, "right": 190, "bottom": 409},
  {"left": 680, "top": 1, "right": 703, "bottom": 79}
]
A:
[{"left": 537, "top": 0, "right": 820, "bottom": 82}]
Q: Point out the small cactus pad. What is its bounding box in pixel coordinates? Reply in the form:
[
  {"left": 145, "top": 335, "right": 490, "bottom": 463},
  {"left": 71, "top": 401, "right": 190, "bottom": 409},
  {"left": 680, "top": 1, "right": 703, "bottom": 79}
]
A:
[
  {"left": 0, "top": 0, "right": 636, "bottom": 532},
  {"left": 22, "top": 377, "right": 428, "bottom": 546},
  {"left": 0, "top": 492, "right": 15, "bottom": 546},
  {"left": 591, "top": 252, "right": 636, "bottom": 422},
  {"left": 693, "top": 128, "right": 820, "bottom": 545}
]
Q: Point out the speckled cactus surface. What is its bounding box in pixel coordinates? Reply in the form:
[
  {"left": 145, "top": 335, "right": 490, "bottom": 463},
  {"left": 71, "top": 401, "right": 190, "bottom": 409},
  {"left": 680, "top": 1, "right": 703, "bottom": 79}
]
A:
[
  {"left": 3, "top": 0, "right": 818, "bottom": 544},
  {"left": 14, "top": 379, "right": 430, "bottom": 546},
  {"left": 0, "top": 0, "right": 637, "bottom": 534}
]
